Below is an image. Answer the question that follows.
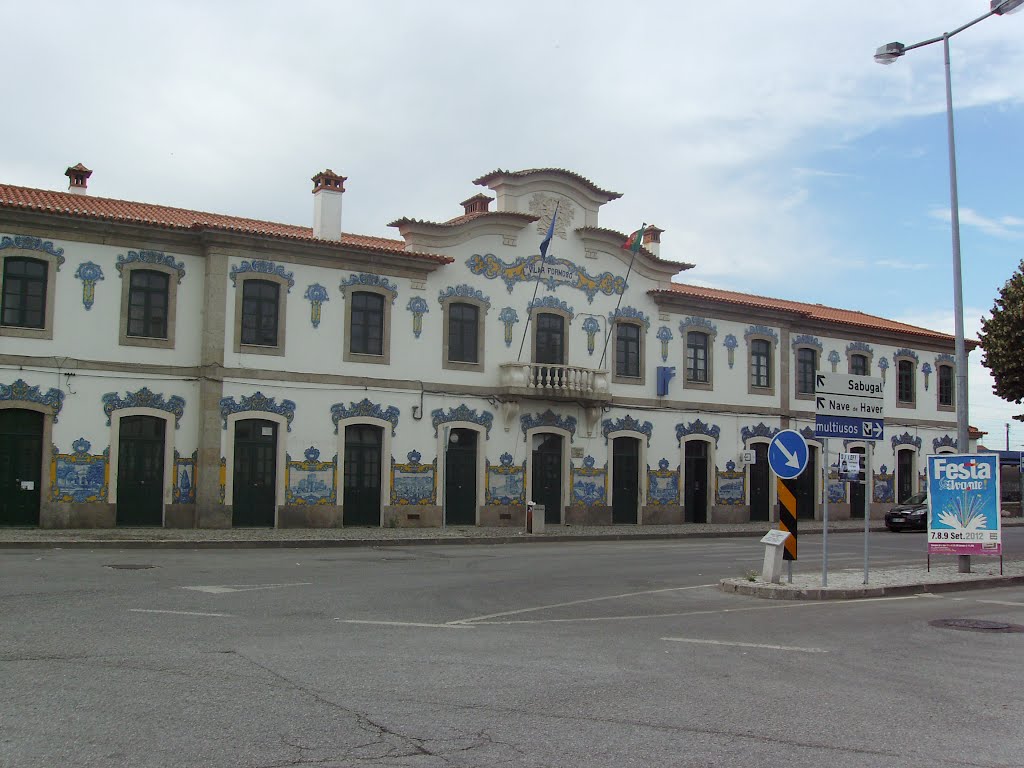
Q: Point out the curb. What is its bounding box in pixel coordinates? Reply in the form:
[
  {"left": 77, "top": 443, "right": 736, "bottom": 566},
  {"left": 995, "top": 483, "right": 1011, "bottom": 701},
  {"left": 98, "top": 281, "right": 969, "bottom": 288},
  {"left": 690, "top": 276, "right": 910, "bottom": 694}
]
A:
[
  {"left": 720, "top": 573, "right": 1024, "bottom": 600},
  {"left": 0, "top": 525, "right": 893, "bottom": 550}
]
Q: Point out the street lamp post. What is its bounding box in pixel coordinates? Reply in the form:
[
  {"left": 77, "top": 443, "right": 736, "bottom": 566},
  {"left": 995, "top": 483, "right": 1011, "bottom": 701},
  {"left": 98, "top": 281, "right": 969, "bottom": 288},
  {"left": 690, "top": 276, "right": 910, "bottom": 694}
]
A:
[{"left": 875, "top": 0, "right": 1021, "bottom": 573}]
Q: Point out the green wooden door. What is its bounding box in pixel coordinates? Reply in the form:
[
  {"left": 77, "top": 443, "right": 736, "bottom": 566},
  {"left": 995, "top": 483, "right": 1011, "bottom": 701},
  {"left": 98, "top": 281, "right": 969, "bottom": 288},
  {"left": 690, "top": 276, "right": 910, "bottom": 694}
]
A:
[
  {"left": 0, "top": 409, "right": 43, "bottom": 526},
  {"left": 344, "top": 425, "right": 382, "bottom": 526},
  {"left": 445, "top": 428, "right": 477, "bottom": 525},
  {"left": 232, "top": 419, "right": 277, "bottom": 527},
  {"left": 116, "top": 415, "right": 165, "bottom": 526}
]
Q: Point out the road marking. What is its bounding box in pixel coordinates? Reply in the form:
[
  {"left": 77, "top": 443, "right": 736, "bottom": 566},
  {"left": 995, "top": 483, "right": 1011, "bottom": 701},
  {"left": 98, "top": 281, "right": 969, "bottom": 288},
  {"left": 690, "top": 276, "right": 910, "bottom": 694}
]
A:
[
  {"left": 976, "top": 600, "right": 1024, "bottom": 607},
  {"left": 662, "top": 637, "right": 827, "bottom": 653},
  {"left": 463, "top": 594, "right": 923, "bottom": 625},
  {"left": 181, "top": 582, "right": 312, "bottom": 594},
  {"left": 338, "top": 620, "right": 474, "bottom": 629},
  {"left": 130, "top": 609, "right": 232, "bottom": 617},
  {"left": 448, "top": 584, "right": 718, "bottom": 625}
]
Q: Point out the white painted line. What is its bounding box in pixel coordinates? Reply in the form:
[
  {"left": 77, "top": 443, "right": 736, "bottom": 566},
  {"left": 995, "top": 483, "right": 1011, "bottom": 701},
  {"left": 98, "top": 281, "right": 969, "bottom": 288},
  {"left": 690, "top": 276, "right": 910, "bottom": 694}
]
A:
[
  {"left": 976, "top": 600, "right": 1024, "bottom": 607},
  {"left": 181, "top": 582, "right": 312, "bottom": 594},
  {"left": 448, "top": 583, "right": 718, "bottom": 625},
  {"left": 662, "top": 637, "right": 828, "bottom": 653},
  {"left": 130, "top": 609, "right": 232, "bottom": 617},
  {"left": 338, "top": 620, "right": 474, "bottom": 629}
]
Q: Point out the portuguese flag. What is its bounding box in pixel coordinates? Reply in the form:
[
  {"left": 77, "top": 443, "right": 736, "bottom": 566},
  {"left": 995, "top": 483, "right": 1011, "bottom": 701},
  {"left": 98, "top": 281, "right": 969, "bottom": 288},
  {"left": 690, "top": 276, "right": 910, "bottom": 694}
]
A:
[{"left": 622, "top": 225, "right": 647, "bottom": 254}]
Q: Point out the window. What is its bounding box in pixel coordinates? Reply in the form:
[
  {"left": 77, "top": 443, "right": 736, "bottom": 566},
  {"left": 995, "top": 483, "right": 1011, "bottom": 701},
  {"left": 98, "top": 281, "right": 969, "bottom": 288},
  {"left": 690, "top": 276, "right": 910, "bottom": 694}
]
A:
[
  {"left": 897, "top": 359, "right": 915, "bottom": 405},
  {"left": 350, "top": 291, "right": 384, "bottom": 356},
  {"left": 233, "top": 270, "right": 289, "bottom": 357},
  {"left": 120, "top": 262, "right": 179, "bottom": 350},
  {"left": 750, "top": 339, "right": 772, "bottom": 391},
  {"left": 686, "top": 332, "right": 709, "bottom": 383},
  {"left": 126, "top": 270, "right": 168, "bottom": 339},
  {"left": 796, "top": 348, "right": 817, "bottom": 396},
  {"left": 1, "top": 257, "right": 47, "bottom": 329},
  {"left": 441, "top": 296, "right": 486, "bottom": 372},
  {"left": 447, "top": 302, "right": 479, "bottom": 364},
  {"left": 850, "top": 353, "right": 869, "bottom": 376},
  {"left": 937, "top": 364, "right": 954, "bottom": 409},
  {"left": 615, "top": 322, "right": 642, "bottom": 381},
  {"left": 240, "top": 279, "right": 280, "bottom": 347}
]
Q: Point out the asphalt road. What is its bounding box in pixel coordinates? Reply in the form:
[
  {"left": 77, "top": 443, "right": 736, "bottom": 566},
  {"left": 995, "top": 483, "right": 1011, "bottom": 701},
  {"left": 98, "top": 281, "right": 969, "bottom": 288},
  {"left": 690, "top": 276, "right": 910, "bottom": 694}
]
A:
[{"left": 3, "top": 531, "right": 1023, "bottom": 768}]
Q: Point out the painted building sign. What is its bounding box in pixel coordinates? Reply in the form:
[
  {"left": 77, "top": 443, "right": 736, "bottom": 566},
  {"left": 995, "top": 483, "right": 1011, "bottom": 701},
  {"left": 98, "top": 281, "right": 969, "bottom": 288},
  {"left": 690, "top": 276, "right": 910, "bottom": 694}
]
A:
[
  {"left": 466, "top": 253, "right": 626, "bottom": 303},
  {"left": 927, "top": 454, "right": 1001, "bottom": 556}
]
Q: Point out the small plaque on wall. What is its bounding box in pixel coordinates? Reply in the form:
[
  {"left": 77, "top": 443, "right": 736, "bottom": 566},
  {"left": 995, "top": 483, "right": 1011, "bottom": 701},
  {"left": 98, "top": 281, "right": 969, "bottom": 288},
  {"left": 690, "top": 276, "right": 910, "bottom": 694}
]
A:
[{"left": 571, "top": 447, "right": 585, "bottom": 459}]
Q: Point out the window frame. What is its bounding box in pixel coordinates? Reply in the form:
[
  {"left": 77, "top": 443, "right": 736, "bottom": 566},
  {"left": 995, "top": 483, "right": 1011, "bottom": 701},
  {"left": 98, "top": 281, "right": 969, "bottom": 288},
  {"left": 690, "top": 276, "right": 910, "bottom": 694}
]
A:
[
  {"left": 684, "top": 330, "right": 713, "bottom": 391},
  {"left": 848, "top": 352, "right": 871, "bottom": 376},
  {"left": 747, "top": 336, "right": 775, "bottom": 395},
  {"left": 0, "top": 252, "right": 58, "bottom": 340},
  {"left": 119, "top": 263, "right": 178, "bottom": 349},
  {"left": 936, "top": 363, "right": 955, "bottom": 411},
  {"left": 794, "top": 346, "right": 818, "bottom": 399},
  {"left": 612, "top": 319, "right": 645, "bottom": 385},
  {"left": 441, "top": 298, "right": 485, "bottom": 372},
  {"left": 233, "top": 272, "right": 289, "bottom": 357},
  {"left": 531, "top": 310, "right": 569, "bottom": 367},
  {"left": 896, "top": 356, "right": 917, "bottom": 407},
  {"left": 343, "top": 286, "right": 391, "bottom": 365}
]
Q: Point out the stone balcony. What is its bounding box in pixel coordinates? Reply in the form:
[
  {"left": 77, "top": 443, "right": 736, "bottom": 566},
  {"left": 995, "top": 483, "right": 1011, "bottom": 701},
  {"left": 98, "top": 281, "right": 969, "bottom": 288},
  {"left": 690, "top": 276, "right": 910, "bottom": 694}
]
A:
[{"left": 498, "top": 362, "right": 611, "bottom": 404}]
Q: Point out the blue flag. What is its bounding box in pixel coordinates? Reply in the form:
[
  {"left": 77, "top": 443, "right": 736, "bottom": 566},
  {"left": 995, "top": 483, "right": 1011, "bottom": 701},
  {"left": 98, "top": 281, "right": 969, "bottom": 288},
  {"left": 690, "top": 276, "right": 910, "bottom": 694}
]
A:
[{"left": 539, "top": 203, "right": 559, "bottom": 260}]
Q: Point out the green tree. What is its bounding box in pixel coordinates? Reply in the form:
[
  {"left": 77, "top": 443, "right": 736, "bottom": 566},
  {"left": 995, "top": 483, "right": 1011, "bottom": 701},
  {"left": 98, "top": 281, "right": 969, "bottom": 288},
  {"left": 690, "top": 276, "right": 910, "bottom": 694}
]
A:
[{"left": 978, "top": 259, "right": 1024, "bottom": 421}]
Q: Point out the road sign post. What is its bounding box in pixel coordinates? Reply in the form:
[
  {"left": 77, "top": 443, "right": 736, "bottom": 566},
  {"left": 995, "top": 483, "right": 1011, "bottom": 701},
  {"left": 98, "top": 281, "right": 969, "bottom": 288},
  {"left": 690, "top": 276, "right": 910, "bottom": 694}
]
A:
[{"left": 768, "top": 430, "right": 809, "bottom": 582}]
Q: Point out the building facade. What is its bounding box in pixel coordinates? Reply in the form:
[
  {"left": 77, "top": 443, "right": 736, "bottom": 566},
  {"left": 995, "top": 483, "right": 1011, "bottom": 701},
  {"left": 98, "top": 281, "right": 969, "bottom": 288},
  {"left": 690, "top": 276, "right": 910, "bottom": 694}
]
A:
[{"left": 0, "top": 165, "right": 973, "bottom": 529}]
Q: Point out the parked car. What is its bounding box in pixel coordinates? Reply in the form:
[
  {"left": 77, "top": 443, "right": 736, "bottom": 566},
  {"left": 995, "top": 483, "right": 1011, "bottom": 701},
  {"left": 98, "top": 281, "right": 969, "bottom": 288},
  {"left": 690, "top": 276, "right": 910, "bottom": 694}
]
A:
[{"left": 885, "top": 492, "right": 928, "bottom": 532}]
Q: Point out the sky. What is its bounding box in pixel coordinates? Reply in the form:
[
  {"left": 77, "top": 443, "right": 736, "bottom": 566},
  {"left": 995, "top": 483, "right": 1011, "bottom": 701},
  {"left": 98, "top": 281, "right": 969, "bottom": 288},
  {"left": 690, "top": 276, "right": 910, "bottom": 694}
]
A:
[{"left": 4, "top": 1, "right": 1023, "bottom": 449}]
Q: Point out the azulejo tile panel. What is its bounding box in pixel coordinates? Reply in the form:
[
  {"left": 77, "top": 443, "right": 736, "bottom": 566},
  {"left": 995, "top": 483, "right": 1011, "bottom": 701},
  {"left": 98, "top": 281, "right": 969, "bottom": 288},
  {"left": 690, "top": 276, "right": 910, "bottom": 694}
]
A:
[
  {"left": 304, "top": 284, "right": 330, "bottom": 328},
  {"left": 115, "top": 250, "right": 185, "bottom": 283},
  {"left": 647, "top": 458, "right": 679, "bottom": 506},
  {"left": 0, "top": 378, "right": 65, "bottom": 421},
  {"left": 220, "top": 392, "right": 296, "bottom": 431},
  {"left": 431, "top": 405, "right": 493, "bottom": 439},
  {"left": 407, "top": 297, "right": 429, "bottom": 339},
  {"left": 715, "top": 460, "right": 744, "bottom": 506},
  {"left": 572, "top": 455, "right": 607, "bottom": 507},
  {"left": 173, "top": 450, "right": 197, "bottom": 504},
  {"left": 286, "top": 447, "right": 337, "bottom": 505},
  {"left": 340, "top": 273, "right": 397, "bottom": 303},
  {"left": 741, "top": 423, "right": 779, "bottom": 443},
  {"left": 438, "top": 284, "right": 491, "bottom": 312},
  {"left": 521, "top": 410, "right": 577, "bottom": 440},
  {"left": 103, "top": 387, "right": 186, "bottom": 429},
  {"left": 602, "top": 415, "right": 653, "bottom": 445},
  {"left": 676, "top": 419, "right": 720, "bottom": 447},
  {"left": 331, "top": 398, "right": 399, "bottom": 436},
  {"left": 51, "top": 438, "right": 108, "bottom": 503},
  {"left": 74, "top": 261, "right": 104, "bottom": 310},
  {"left": 486, "top": 452, "right": 525, "bottom": 506},
  {"left": 0, "top": 235, "right": 66, "bottom": 269},
  {"left": 229, "top": 260, "right": 293, "bottom": 291},
  {"left": 873, "top": 465, "right": 894, "bottom": 504},
  {"left": 391, "top": 450, "right": 436, "bottom": 506},
  {"left": 466, "top": 253, "right": 625, "bottom": 303}
]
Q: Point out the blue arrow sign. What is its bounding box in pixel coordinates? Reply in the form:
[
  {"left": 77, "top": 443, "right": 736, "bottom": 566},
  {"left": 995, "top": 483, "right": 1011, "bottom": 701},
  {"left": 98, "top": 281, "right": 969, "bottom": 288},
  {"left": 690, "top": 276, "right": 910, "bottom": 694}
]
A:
[
  {"left": 814, "top": 415, "right": 884, "bottom": 441},
  {"left": 769, "top": 429, "right": 809, "bottom": 479}
]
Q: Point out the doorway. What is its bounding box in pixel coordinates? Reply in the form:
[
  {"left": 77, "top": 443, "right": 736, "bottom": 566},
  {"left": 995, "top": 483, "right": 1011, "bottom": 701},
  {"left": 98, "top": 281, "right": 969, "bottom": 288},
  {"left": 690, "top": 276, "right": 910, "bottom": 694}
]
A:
[
  {"left": 684, "top": 440, "right": 709, "bottom": 523},
  {"left": 749, "top": 442, "right": 770, "bottom": 521},
  {"left": 850, "top": 446, "right": 866, "bottom": 519},
  {"left": 0, "top": 409, "right": 43, "bottom": 526},
  {"left": 344, "top": 424, "right": 383, "bottom": 526},
  {"left": 795, "top": 446, "right": 818, "bottom": 520},
  {"left": 116, "top": 415, "right": 165, "bottom": 526},
  {"left": 897, "top": 449, "right": 915, "bottom": 504},
  {"left": 445, "top": 428, "right": 477, "bottom": 526},
  {"left": 531, "top": 433, "right": 563, "bottom": 525},
  {"left": 232, "top": 419, "right": 277, "bottom": 527},
  {"left": 612, "top": 436, "right": 640, "bottom": 524}
]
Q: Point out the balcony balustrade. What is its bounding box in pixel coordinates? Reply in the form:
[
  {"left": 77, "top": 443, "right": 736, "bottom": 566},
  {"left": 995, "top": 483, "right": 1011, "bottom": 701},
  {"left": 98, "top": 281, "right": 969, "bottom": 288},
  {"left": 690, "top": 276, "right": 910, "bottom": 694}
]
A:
[{"left": 498, "top": 362, "right": 610, "bottom": 403}]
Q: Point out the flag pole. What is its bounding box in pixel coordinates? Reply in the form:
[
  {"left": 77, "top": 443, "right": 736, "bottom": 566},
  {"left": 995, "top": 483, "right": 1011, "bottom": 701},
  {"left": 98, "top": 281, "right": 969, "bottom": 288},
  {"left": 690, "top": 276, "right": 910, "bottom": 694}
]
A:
[
  {"left": 516, "top": 203, "right": 558, "bottom": 363},
  {"left": 598, "top": 223, "right": 646, "bottom": 371}
]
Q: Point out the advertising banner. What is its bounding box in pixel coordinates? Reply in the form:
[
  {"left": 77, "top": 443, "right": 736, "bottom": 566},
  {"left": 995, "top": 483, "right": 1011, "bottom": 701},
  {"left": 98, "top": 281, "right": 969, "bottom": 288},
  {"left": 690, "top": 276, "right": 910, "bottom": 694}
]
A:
[
  {"left": 838, "top": 452, "right": 864, "bottom": 483},
  {"left": 927, "top": 454, "right": 1001, "bottom": 556}
]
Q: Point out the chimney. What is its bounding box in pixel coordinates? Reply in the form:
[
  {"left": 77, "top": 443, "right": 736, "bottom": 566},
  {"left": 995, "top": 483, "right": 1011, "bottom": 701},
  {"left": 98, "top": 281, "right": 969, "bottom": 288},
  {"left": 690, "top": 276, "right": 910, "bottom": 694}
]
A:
[
  {"left": 460, "top": 194, "right": 492, "bottom": 216},
  {"left": 65, "top": 163, "right": 92, "bottom": 195},
  {"left": 642, "top": 225, "right": 664, "bottom": 257},
  {"left": 311, "top": 169, "right": 346, "bottom": 240}
]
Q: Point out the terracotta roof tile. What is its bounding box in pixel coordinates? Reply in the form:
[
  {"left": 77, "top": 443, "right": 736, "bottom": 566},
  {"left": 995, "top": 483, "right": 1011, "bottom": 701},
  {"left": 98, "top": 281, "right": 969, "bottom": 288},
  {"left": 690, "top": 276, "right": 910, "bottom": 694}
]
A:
[
  {"left": 389, "top": 211, "right": 538, "bottom": 228},
  {"left": 653, "top": 282, "right": 969, "bottom": 344},
  {"left": 0, "top": 184, "right": 451, "bottom": 264},
  {"left": 473, "top": 168, "right": 622, "bottom": 200}
]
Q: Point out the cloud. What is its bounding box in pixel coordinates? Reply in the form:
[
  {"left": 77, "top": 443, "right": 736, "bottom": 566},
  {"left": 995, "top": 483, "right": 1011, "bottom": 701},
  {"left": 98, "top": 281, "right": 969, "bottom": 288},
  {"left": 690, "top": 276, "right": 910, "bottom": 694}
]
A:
[
  {"left": 929, "top": 207, "right": 1024, "bottom": 239},
  {"left": 874, "top": 259, "right": 929, "bottom": 270}
]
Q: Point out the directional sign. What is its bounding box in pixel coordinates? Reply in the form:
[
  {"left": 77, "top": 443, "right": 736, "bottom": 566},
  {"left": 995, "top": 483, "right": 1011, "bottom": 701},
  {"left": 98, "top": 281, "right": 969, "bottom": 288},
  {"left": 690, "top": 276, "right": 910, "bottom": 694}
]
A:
[
  {"left": 814, "top": 392, "right": 884, "bottom": 418},
  {"left": 768, "top": 429, "right": 809, "bottom": 479},
  {"left": 814, "top": 372, "right": 884, "bottom": 400},
  {"left": 815, "top": 372, "right": 885, "bottom": 441},
  {"left": 814, "top": 415, "right": 884, "bottom": 441}
]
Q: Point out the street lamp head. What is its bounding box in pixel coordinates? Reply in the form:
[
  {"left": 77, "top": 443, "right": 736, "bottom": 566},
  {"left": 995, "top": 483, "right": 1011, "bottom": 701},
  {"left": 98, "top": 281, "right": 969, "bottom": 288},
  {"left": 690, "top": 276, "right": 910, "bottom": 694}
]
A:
[
  {"left": 992, "top": 0, "right": 1024, "bottom": 14},
  {"left": 874, "top": 42, "right": 906, "bottom": 64}
]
